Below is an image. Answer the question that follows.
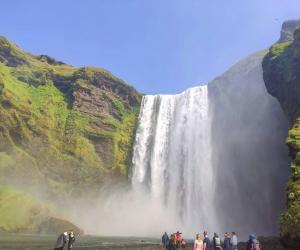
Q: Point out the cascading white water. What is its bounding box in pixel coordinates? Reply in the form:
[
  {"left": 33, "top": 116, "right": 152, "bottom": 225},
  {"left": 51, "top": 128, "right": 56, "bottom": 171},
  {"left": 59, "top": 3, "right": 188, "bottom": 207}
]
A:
[{"left": 131, "top": 86, "right": 216, "bottom": 234}]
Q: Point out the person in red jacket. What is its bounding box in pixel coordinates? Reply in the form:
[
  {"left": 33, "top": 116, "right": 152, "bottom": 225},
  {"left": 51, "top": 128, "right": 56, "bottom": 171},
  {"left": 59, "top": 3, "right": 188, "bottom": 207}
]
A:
[
  {"left": 175, "top": 231, "right": 182, "bottom": 248},
  {"left": 175, "top": 231, "right": 182, "bottom": 241}
]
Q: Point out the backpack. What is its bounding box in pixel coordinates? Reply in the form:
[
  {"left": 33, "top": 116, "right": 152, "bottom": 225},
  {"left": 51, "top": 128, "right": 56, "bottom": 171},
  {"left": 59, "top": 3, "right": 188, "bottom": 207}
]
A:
[{"left": 215, "top": 237, "right": 221, "bottom": 246}]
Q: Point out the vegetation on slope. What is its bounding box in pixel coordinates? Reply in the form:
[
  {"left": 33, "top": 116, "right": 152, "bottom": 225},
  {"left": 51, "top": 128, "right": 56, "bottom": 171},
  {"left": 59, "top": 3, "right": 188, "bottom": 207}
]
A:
[
  {"left": 0, "top": 35, "right": 141, "bottom": 232},
  {"left": 0, "top": 186, "right": 80, "bottom": 233},
  {"left": 263, "top": 24, "right": 300, "bottom": 249}
]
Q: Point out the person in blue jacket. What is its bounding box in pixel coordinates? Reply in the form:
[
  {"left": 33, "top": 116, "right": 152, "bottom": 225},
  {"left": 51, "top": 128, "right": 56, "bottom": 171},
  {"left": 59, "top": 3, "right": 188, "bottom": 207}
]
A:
[
  {"left": 223, "top": 232, "right": 231, "bottom": 250},
  {"left": 162, "top": 232, "right": 169, "bottom": 248}
]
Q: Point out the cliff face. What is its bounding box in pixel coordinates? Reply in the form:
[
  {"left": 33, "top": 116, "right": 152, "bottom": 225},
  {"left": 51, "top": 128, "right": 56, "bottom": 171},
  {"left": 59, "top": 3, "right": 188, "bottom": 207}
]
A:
[
  {"left": 263, "top": 20, "right": 300, "bottom": 249},
  {"left": 208, "top": 50, "right": 289, "bottom": 237},
  {"left": 0, "top": 36, "right": 141, "bottom": 232}
]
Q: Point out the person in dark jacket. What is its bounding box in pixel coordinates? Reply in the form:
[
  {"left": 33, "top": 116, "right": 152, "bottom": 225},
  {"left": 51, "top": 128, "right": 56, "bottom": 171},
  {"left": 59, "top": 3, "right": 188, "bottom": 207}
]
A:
[
  {"left": 203, "top": 230, "right": 211, "bottom": 250},
  {"left": 54, "top": 232, "right": 68, "bottom": 250},
  {"left": 223, "top": 232, "right": 230, "bottom": 250},
  {"left": 68, "top": 232, "right": 76, "bottom": 250},
  {"left": 168, "top": 234, "right": 176, "bottom": 250},
  {"left": 162, "top": 232, "right": 169, "bottom": 248}
]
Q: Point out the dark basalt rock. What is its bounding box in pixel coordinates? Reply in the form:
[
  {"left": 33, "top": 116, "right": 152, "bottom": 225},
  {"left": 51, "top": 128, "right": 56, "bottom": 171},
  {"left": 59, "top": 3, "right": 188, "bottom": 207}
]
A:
[
  {"left": 278, "top": 20, "right": 300, "bottom": 43},
  {"left": 35, "top": 54, "right": 66, "bottom": 65}
]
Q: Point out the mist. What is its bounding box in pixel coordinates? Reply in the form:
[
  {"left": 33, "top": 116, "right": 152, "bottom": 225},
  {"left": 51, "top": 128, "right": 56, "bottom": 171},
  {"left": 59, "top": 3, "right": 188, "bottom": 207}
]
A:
[{"left": 65, "top": 50, "right": 289, "bottom": 240}]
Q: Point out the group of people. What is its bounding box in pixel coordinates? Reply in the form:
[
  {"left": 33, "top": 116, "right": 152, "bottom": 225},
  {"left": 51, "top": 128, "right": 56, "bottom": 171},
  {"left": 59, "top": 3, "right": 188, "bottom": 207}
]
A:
[
  {"left": 193, "top": 231, "right": 238, "bottom": 250},
  {"left": 162, "top": 231, "right": 187, "bottom": 249},
  {"left": 54, "top": 231, "right": 76, "bottom": 250},
  {"left": 162, "top": 231, "right": 261, "bottom": 250}
]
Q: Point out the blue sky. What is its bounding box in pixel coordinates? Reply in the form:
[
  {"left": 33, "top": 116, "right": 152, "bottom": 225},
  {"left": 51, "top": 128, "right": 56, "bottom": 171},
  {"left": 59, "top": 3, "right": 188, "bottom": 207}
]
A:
[{"left": 1, "top": 0, "right": 299, "bottom": 94}]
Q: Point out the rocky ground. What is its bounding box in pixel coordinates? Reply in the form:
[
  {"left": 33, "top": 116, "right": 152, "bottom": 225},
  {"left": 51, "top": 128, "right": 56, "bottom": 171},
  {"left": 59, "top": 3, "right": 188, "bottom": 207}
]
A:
[{"left": 0, "top": 236, "right": 286, "bottom": 250}]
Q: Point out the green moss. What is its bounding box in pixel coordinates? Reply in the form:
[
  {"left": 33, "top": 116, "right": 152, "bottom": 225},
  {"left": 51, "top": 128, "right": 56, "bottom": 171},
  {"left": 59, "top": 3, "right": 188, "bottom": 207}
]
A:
[
  {"left": 0, "top": 35, "right": 141, "bottom": 232},
  {"left": 263, "top": 27, "right": 300, "bottom": 248},
  {"left": 270, "top": 41, "right": 292, "bottom": 58},
  {"left": 112, "top": 98, "right": 125, "bottom": 114},
  {"left": 0, "top": 186, "right": 51, "bottom": 232},
  {"left": 0, "top": 152, "right": 15, "bottom": 169},
  {"left": 113, "top": 108, "right": 140, "bottom": 175}
]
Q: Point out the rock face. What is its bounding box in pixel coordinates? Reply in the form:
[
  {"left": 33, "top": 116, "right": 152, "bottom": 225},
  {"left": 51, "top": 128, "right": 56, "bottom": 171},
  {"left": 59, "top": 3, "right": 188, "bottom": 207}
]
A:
[
  {"left": 263, "top": 21, "right": 300, "bottom": 250},
  {"left": 0, "top": 36, "right": 141, "bottom": 233},
  {"left": 278, "top": 20, "right": 300, "bottom": 43},
  {"left": 208, "top": 50, "right": 289, "bottom": 237}
]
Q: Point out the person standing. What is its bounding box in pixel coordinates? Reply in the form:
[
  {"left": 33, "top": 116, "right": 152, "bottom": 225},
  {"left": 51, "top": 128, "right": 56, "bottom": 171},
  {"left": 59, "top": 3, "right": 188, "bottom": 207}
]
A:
[
  {"left": 246, "top": 234, "right": 260, "bottom": 250},
  {"left": 230, "top": 232, "right": 238, "bottom": 250},
  {"left": 168, "top": 234, "right": 176, "bottom": 250},
  {"left": 54, "top": 232, "right": 68, "bottom": 250},
  {"left": 223, "top": 233, "right": 230, "bottom": 250},
  {"left": 68, "top": 231, "right": 76, "bottom": 250},
  {"left": 213, "top": 233, "right": 222, "bottom": 250},
  {"left": 175, "top": 231, "right": 182, "bottom": 248},
  {"left": 203, "top": 230, "right": 211, "bottom": 250},
  {"left": 194, "top": 234, "right": 204, "bottom": 250},
  {"left": 162, "top": 232, "right": 169, "bottom": 249}
]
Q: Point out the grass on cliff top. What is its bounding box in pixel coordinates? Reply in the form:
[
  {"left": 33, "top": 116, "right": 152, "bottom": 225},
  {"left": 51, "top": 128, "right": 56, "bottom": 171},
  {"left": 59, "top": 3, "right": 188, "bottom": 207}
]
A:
[
  {"left": 0, "top": 35, "right": 139, "bottom": 97},
  {"left": 270, "top": 41, "right": 292, "bottom": 59}
]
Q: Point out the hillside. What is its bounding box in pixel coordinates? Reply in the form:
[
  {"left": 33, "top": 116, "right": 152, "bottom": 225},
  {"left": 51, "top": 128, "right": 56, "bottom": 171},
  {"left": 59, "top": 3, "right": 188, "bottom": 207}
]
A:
[
  {"left": 263, "top": 20, "right": 300, "bottom": 249},
  {"left": 0, "top": 36, "right": 141, "bottom": 233}
]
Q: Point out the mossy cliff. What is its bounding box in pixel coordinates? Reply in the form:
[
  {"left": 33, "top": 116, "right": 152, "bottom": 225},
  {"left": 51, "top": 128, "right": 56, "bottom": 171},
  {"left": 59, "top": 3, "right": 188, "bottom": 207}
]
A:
[
  {"left": 263, "top": 20, "right": 300, "bottom": 249},
  {"left": 0, "top": 36, "right": 141, "bottom": 233}
]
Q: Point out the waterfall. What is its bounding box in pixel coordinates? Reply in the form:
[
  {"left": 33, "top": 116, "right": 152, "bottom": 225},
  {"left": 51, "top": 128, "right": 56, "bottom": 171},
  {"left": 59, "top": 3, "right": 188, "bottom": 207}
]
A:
[
  {"left": 131, "top": 86, "right": 216, "bottom": 234},
  {"left": 80, "top": 52, "right": 288, "bottom": 238}
]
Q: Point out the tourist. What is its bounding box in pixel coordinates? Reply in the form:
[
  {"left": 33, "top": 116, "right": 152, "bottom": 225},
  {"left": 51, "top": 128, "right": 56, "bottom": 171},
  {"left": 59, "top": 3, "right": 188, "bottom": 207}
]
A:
[
  {"left": 223, "top": 232, "right": 230, "bottom": 250},
  {"left": 230, "top": 232, "right": 238, "bottom": 250},
  {"left": 246, "top": 234, "right": 260, "bottom": 250},
  {"left": 213, "top": 233, "right": 222, "bottom": 250},
  {"left": 181, "top": 238, "right": 187, "bottom": 248},
  {"left": 194, "top": 234, "right": 204, "bottom": 250},
  {"left": 162, "top": 232, "right": 169, "bottom": 248},
  {"left": 203, "top": 230, "right": 211, "bottom": 250},
  {"left": 68, "top": 231, "right": 75, "bottom": 250},
  {"left": 168, "top": 234, "right": 176, "bottom": 250},
  {"left": 54, "top": 232, "right": 68, "bottom": 250},
  {"left": 175, "top": 231, "right": 182, "bottom": 248}
]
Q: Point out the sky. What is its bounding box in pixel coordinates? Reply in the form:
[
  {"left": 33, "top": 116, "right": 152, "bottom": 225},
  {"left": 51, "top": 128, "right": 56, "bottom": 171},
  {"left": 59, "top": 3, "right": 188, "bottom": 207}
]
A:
[{"left": 1, "top": 0, "right": 300, "bottom": 94}]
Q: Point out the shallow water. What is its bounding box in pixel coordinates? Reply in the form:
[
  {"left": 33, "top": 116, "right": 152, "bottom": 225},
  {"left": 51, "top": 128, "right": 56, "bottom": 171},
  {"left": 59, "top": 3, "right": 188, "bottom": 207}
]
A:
[{"left": 0, "top": 234, "right": 165, "bottom": 250}]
